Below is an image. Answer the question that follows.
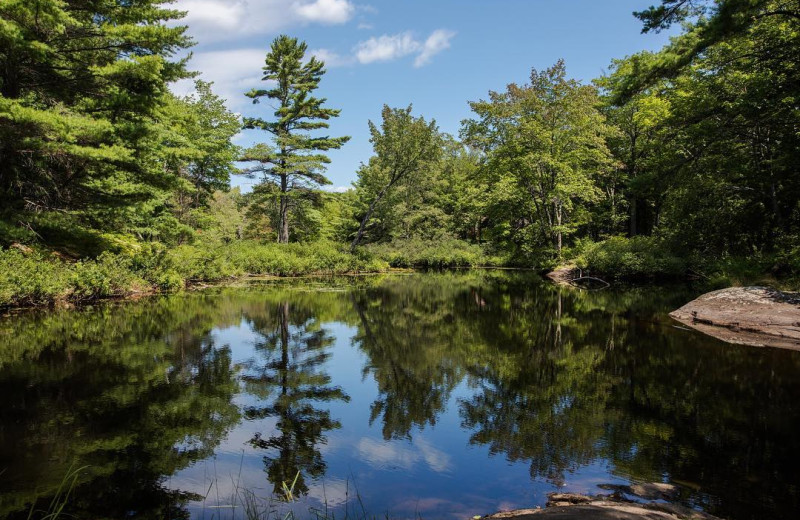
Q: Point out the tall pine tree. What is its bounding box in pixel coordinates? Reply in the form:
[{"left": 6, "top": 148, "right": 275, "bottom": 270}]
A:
[
  {"left": 241, "top": 35, "right": 349, "bottom": 243},
  {"left": 0, "top": 0, "right": 191, "bottom": 235}
]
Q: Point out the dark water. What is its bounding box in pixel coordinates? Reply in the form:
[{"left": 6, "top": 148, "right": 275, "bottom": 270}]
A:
[{"left": 1, "top": 272, "right": 799, "bottom": 520}]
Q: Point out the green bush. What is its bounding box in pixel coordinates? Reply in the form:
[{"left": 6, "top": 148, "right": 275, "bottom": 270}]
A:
[
  {"left": 71, "top": 252, "right": 144, "bottom": 300},
  {"left": 168, "top": 244, "right": 240, "bottom": 282},
  {"left": 366, "top": 238, "right": 489, "bottom": 268},
  {"left": 0, "top": 248, "right": 72, "bottom": 306},
  {"left": 227, "top": 240, "right": 387, "bottom": 276},
  {"left": 0, "top": 247, "right": 181, "bottom": 307},
  {"left": 163, "top": 241, "right": 388, "bottom": 280},
  {"left": 576, "top": 236, "right": 686, "bottom": 279}
]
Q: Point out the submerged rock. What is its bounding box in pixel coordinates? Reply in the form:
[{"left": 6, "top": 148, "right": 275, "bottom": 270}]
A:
[{"left": 670, "top": 286, "right": 800, "bottom": 350}]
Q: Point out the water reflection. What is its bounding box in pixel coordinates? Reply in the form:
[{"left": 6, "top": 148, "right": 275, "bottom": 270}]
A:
[
  {"left": 241, "top": 300, "right": 349, "bottom": 496},
  {"left": 0, "top": 295, "right": 241, "bottom": 518},
  {"left": 0, "top": 273, "right": 799, "bottom": 520}
]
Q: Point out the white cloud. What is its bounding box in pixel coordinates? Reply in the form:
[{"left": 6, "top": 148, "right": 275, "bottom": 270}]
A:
[
  {"left": 305, "top": 478, "right": 351, "bottom": 506},
  {"left": 357, "top": 22, "right": 373, "bottom": 30},
  {"left": 172, "top": 48, "right": 268, "bottom": 109},
  {"left": 311, "top": 48, "right": 354, "bottom": 68},
  {"left": 353, "top": 29, "right": 455, "bottom": 66},
  {"left": 323, "top": 185, "right": 353, "bottom": 193},
  {"left": 414, "top": 29, "right": 456, "bottom": 67},
  {"left": 174, "top": 0, "right": 357, "bottom": 42},
  {"left": 354, "top": 32, "right": 420, "bottom": 64},
  {"left": 294, "top": 0, "right": 355, "bottom": 24},
  {"left": 170, "top": 27, "right": 455, "bottom": 108},
  {"left": 177, "top": 0, "right": 245, "bottom": 31}
]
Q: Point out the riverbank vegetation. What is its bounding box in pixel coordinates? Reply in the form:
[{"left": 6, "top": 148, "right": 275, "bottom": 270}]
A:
[{"left": 2, "top": 0, "right": 799, "bottom": 308}]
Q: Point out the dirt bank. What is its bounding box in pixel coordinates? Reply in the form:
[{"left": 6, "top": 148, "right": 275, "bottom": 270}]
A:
[{"left": 669, "top": 286, "right": 800, "bottom": 350}]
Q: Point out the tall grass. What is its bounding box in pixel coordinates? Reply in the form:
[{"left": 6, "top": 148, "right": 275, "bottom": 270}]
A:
[
  {"left": 575, "top": 236, "right": 686, "bottom": 280},
  {"left": 192, "top": 456, "right": 386, "bottom": 520},
  {"left": 26, "top": 465, "right": 87, "bottom": 520},
  {"left": 0, "top": 242, "right": 389, "bottom": 309}
]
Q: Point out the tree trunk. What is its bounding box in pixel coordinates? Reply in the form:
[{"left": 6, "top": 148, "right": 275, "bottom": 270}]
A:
[
  {"left": 629, "top": 132, "right": 638, "bottom": 237},
  {"left": 2, "top": 53, "right": 20, "bottom": 99},
  {"left": 278, "top": 174, "right": 289, "bottom": 243},
  {"left": 351, "top": 182, "right": 393, "bottom": 250},
  {"left": 555, "top": 201, "right": 563, "bottom": 256}
]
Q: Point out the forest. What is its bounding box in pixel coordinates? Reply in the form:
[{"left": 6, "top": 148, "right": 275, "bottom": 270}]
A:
[{"left": 1, "top": 0, "right": 799, "bottom": 308}]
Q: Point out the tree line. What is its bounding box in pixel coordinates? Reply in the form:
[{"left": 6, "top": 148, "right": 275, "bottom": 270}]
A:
[{"left": 1, "top": 0, "right": 798, "bottom": 281}]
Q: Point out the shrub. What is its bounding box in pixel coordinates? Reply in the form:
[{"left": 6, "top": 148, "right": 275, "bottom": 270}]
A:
[
  {"left": 0, "top": 248, "right": 72, "bottom": 306},
  {"left": 0, "top": 248, "right": 156, "bottom": 307},
  {"left": 576, "top": 236, "right": 686, "bottom": 279},
  {"left": 168, "top": 244, "right": 240, "bottom": 282},
  {"left": 366, "top": 238, "right": 488, "bottom": 268},
  {"left": 71, "top": 252, "right": 144, "bottom": 300},
  {"left": 227, "top": 240, "right": 387, "bottom": 276}
]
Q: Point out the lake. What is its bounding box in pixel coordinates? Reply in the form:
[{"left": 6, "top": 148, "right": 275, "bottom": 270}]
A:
[{"left": 1, "top": 272, "right": 799, "bottom": 519}]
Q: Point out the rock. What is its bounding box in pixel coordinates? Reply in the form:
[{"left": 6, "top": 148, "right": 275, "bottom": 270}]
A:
[
  {"left": 546, "top": 493, "right": 596, "bottom": 507},
  {"left": 483, "top": 492, "right": 720, "bottom": 520},
  {"left": 669, "top": 286, "right": 800, "bottom": 350},
  {"left": 597, "top": 482, "right": 679, "bottom": 501},
  {"left": 629, "top": 483, "right": 678, "bottom": 501}
]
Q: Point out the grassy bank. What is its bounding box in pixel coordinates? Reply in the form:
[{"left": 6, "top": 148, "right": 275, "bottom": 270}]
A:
[
  {"left": 0, "top": 238, "right": 507, "bottom": 309},
  {"left": 365, "top": 237, "right": 506, "bottom": 268},
  {"left": 0, "top": 242, "right": 389, "bottom": 309},
  {"left": 4, "top": 234, "right": 796, "bottom": 310}
]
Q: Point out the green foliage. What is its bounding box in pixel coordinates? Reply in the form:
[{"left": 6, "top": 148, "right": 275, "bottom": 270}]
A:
[
  {"left": 462, "top": 60, "right": 618, "bottom": 259},
  {"left": 350, "top": 105, "right": 443, "bottom": 248},
  {"left": 0, "top": 249, "right": 72, "bottom": 307},
  {"left": 0, "top": 0, "right": 191, "bottom": 232},
  {"left": 576, "top": 236, "right": 686, "bottom": 279},
  {"left": 224, "top": 241, "right": 387, "bottom": 276},
  {"left": 599, "top": 1, "right": 800, "bottom": 265},
  {"left": 70, "top": 253, "right": 145, "bottom": 300},
  {"left": 165, "top": 80, "right": 242, "bottom": 234},
  {"left": 0, "top": 248, "right": 146, "bottom": 307},
  {"left": 366, "top": 237, "right": 489, "bottom": 268},
  {"left": 0, "top": 243, "right": 390, "bottom": 308},
  {"left": 2, "top": 0, "right": 798, "bottom": 298}
]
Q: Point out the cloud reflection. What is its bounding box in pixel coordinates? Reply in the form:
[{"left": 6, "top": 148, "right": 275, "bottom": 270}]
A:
[{"left": 356, "top": 437, "right": 452, "bottom": 473}]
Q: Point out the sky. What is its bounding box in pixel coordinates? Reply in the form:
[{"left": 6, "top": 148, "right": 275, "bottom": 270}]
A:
[{"left": 170, "top": 0, "right": 677, "bottom": 192}]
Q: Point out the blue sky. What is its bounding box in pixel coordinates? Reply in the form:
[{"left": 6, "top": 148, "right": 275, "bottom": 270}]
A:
[{"left": 171, "top": 0, "right": 677, "bottom": 191}]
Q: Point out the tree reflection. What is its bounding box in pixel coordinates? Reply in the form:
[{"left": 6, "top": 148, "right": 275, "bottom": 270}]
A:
[
  {"left": 0, "top": 295, "right": 241, "bottom": 519},
  {"left": 242, "top": 300, "right": 349, "bottom": 496},
  {"left": 3, "top": 276, "right": 800, "bottom": 520},
  {"left": 351, "top": 276, "right": 473, "bottom": 440}
]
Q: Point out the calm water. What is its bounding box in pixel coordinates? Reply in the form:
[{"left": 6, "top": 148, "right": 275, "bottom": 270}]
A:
[{"left": 1, "top": 272, "right": 799, "bottom": 520}]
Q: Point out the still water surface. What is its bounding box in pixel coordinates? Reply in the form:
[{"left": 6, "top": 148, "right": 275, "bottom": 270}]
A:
[{"left": 1, "top": 272, "right": 799, "bottom": 519}]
